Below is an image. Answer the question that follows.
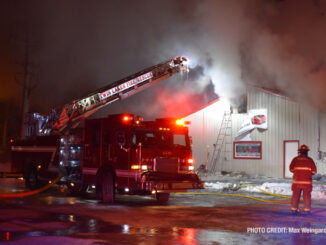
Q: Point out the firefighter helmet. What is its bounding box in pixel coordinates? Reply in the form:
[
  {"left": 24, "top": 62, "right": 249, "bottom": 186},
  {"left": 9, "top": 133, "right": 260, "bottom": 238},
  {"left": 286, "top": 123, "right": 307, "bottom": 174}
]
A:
[{"left": 298, "top": 144, "right": 309, "bottom": 152}]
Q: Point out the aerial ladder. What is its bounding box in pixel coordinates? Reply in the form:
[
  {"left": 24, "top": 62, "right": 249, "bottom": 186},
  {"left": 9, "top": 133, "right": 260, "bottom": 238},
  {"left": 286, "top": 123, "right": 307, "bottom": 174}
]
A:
[
  {"left": 31, "top": 56, "right": 188, "bottom": 136},
  {"left": 5, "top": 56, "right": 189, "bottom": 179}
]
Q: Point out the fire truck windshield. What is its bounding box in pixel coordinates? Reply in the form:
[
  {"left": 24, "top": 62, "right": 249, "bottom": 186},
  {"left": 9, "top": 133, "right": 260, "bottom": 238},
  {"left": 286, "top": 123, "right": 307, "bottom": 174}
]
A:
[{"left": 131, "top": 129, "right": 187, "bottom": 148}]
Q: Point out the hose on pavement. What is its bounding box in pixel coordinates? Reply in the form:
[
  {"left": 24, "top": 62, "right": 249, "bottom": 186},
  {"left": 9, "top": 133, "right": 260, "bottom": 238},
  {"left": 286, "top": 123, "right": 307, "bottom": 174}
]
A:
[{"left": 0, "top": 175, "right": 63, "bottom": 198}]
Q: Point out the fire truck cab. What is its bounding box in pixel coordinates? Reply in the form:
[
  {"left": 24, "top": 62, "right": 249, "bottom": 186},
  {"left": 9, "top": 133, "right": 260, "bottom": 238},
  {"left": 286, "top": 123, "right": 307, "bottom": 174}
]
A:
[{"left": 59, "top": 114, "right": 203, "bottom": 203}]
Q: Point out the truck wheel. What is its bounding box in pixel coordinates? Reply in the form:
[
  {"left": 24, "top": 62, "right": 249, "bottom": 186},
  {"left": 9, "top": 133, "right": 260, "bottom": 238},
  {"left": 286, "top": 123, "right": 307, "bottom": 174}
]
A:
[
  {"left": 25, "top": 168, "right": 40, "bottom": 190},
  {"left": 101, "top": 172, "right": 115, "bottom": 204},
  {"left": 79, "top": 184, "right": 89, "bottom": 196},
  {"left": 156, "top": 193, "right": 170, "bottom": 203},
  {"left": 68, "top": 184, "right": 88, "bottom": 197}
]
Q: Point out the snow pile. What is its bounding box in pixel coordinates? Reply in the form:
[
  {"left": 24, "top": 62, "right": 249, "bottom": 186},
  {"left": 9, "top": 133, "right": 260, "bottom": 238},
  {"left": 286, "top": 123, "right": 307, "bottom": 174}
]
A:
[
  {"left": 204, "top": 182, "right": 241, "bottom": 191},
  {"left": 311, "top": 184, "right": 326, "bottom": 200},
  {"left": 241, "top": 182, "right": 292, "bottom": 196},
  {"left": 205, "top": 181, "right": 326, "bottom": 200}
]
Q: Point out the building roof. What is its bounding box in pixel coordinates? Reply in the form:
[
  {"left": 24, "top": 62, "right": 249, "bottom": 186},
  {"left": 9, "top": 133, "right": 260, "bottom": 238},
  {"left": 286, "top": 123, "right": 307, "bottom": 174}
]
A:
[
  {"left": 181, "top": 97, "right": 220, "bottom": 118},
  {"left": 182, "top": 84, "right": 294, "bottom": 119}
]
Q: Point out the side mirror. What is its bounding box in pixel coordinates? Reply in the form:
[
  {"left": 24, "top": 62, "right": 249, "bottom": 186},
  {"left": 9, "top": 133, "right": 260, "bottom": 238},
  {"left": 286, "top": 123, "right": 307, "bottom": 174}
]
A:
[{"left": 116, "top": 132, "right": 126, "bottom": 146}]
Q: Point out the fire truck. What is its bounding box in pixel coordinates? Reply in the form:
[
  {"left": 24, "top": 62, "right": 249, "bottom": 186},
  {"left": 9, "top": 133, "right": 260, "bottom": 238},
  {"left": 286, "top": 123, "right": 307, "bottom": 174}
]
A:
[{"left": 11, "top": 56, "right": 203, "bottom": 203}]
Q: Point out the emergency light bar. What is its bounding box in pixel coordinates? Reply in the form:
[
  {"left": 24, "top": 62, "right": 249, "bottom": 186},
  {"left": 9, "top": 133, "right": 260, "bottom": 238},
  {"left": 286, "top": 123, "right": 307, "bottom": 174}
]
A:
[
  {"left": 176, "top": 119, "right": 190, "bottom": 126},
  {"left": 156, "top": 118, "right": 190, "bottom": 126},
  {"left": 176, "top": 119, "right": 185, "bottom": 126},
  {"left": 187, "top": 158, "right": 194, "bottom": 164},
  {"left": 122, "top": 114, "right": 134, "bottom": 123}
]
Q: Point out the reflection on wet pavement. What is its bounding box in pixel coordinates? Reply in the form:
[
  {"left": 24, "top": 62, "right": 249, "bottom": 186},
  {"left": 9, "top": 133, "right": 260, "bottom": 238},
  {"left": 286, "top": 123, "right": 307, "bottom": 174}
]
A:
[
  {"left": 1, "top": 214, "right": 121, "bottom": 242},
  {"left": 0, "top": 209, "right": 217, "bottom": 245},
  {"left": 2, "top": 182, "right": 326, "bottom": 244}
]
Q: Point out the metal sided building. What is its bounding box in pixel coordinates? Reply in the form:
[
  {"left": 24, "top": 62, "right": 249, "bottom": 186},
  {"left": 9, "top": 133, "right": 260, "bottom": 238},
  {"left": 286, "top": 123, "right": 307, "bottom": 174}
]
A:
[{"left": 184, "top": 86, "right": 326, "bottom": 178}]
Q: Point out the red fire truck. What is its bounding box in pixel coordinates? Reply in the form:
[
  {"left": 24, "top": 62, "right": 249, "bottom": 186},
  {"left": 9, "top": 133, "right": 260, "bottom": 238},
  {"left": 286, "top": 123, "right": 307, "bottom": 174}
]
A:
[{"left": 10, "top": 56, "right": 203, "bottom": 203}]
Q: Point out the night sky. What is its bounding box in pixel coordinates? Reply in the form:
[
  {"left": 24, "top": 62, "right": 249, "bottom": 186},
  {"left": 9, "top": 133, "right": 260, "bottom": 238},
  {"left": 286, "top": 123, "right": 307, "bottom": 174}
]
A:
[{"left": 1, "top": 0, "right": 326, "bottom": 121}]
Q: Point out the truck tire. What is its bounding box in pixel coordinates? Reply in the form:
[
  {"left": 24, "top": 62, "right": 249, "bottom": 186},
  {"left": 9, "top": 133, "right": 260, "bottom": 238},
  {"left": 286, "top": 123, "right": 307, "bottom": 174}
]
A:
[
  {"left": 25, "top": 168, "right": 40, "bottom": 190},
  {"left": 156, "top": 193, "right": 170, "bottom": 203},
  {"left": 101, "top": 172, "right": 115, "bottom": 204},
  {"left": 68, "top": 184, "right": 88, "bottom": 197}
]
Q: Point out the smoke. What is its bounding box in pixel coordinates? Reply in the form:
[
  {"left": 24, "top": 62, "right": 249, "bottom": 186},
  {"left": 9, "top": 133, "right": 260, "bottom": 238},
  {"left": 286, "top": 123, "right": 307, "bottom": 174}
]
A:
[
  {"left": 3, "top": 0, "right": 326, "bottom": 120},
  {"left": 30, "top": 0, "right": 221, "bottom": 118},
  {"left": 97, "top": 64, "right": 217, "bottom": 119},
  {"left": 146, "top": 66, "right": 217, "bottom": 118},
  {"left": 240, "top": 0, "right": 326, "bottom": 109},
  {"left": 190, "top": 0, "right": 326, "bottom": 110}
]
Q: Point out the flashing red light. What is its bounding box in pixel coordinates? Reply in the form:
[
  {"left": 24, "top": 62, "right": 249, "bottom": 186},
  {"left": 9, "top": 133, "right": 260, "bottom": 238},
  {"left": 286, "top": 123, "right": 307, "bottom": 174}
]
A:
[
  {"left": 176, "top": 119, "right": 185, "bottom": 126},
  {"left": 187, "top": 158, "right": 194, "bottom": 164},
  {"left": 9, "top": 139, "right": 14, "bottom": 143},
  {"left": 122, "top": 115, "right": 133, "bottom": 123}
]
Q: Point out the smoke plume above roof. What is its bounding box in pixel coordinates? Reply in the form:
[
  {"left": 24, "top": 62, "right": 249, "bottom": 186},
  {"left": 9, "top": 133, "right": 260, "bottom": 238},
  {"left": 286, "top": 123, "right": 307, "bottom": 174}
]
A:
[{"left": 2, "top": 0, "right": 326, "bottom": 119}]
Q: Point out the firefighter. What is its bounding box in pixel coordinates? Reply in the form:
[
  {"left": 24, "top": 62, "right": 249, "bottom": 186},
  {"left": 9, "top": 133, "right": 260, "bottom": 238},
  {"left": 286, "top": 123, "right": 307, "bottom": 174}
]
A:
[{"left": 289, "top": 144, "right": 317, "bottom": 215}]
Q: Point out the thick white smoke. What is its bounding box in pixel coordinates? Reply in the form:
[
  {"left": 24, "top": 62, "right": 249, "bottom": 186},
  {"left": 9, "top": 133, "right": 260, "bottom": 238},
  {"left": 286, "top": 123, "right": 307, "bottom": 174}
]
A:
[
  {"left": 189, "top": 0, "right": 326, "bottom": 110},
  {"left": 240, "top": 0, "right": 326, "bottom": 109}
]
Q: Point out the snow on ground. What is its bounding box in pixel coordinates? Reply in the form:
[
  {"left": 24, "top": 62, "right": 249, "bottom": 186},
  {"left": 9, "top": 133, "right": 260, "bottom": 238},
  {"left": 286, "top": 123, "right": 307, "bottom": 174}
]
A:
[{"left": 203, "top": 172, "right": 326, "bottom": 200}]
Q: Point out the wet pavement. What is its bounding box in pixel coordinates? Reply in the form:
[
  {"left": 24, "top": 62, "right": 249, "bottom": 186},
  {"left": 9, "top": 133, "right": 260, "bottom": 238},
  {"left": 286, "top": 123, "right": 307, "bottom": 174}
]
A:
[{"left": 1, "top": 178, "right": 326, "bottom": 244}]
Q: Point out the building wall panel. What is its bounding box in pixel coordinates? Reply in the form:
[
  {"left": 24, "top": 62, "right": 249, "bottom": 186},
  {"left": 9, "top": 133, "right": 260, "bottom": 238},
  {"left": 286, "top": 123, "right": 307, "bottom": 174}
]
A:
[
  {"left": 184, "top": 99, "right": 229, "bottom": 169},
  {"left": 184, "top": 87, "right": 324, "bottom": 178},
  {"left": 228, "top": 88, "right": 321, "bottom": 177}
]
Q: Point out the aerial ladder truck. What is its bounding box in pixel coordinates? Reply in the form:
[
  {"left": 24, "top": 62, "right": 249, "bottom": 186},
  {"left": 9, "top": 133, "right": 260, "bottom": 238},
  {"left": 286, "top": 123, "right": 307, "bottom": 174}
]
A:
[{"left": 10, "top": 56, "right": 203, "bottom": 203}]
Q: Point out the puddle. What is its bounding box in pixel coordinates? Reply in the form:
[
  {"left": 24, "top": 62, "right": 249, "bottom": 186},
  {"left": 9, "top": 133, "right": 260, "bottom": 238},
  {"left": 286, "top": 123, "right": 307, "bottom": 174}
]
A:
[
  {"left": 0, "top": 214, "right": 122, "bottom": 242},
  {"left": 0, "top": 212, "right": 202, "bottom": 243}
]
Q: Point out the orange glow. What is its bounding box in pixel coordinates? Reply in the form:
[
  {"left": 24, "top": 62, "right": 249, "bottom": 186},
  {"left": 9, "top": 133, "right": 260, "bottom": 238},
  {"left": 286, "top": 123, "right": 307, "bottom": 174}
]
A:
[
  {"left": 131, "top": 165, "right": 148, "bottom": 170},
  {"left": 131, "top": 165, "right": 140, "bottom": 170},
  {"left": 177, "top": 228, "right": 197, "bottom": 245},
  {"left": 159, "top": 127, "right": 170, "bottom": 131},
  {"left": 155, "top": 88, "right": 212, "bottom": 118}
]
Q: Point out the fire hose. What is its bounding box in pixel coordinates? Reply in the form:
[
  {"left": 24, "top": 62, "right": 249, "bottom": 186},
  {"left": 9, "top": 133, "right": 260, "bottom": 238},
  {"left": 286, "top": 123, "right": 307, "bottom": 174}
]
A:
[
  {"left": 175, "top": 183, "right": 292, "bottom": 204},
  {"left": 175, "top": 192, "right": 290, "bottom": 204},
  {"left": 0, "top": 175, "right": 63, "bottom": 198},
  {"left": 240, "top": 184, "right": 291, "bottom": 199}
]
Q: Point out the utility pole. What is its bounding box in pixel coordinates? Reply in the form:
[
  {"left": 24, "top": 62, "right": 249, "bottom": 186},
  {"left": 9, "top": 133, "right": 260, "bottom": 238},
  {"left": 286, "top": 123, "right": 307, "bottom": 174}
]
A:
[
  {"left": 1, "top": 99, "right": 13, "bottom": 151},
  {"left": 20, "top": 28, "right": 31, "bottom": 138},
  {"left": 9, "top": 0, "right": 39, "bottom": 139},
  {"left": 14, "top": 26, "right": 38, "bottom": 139}
]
